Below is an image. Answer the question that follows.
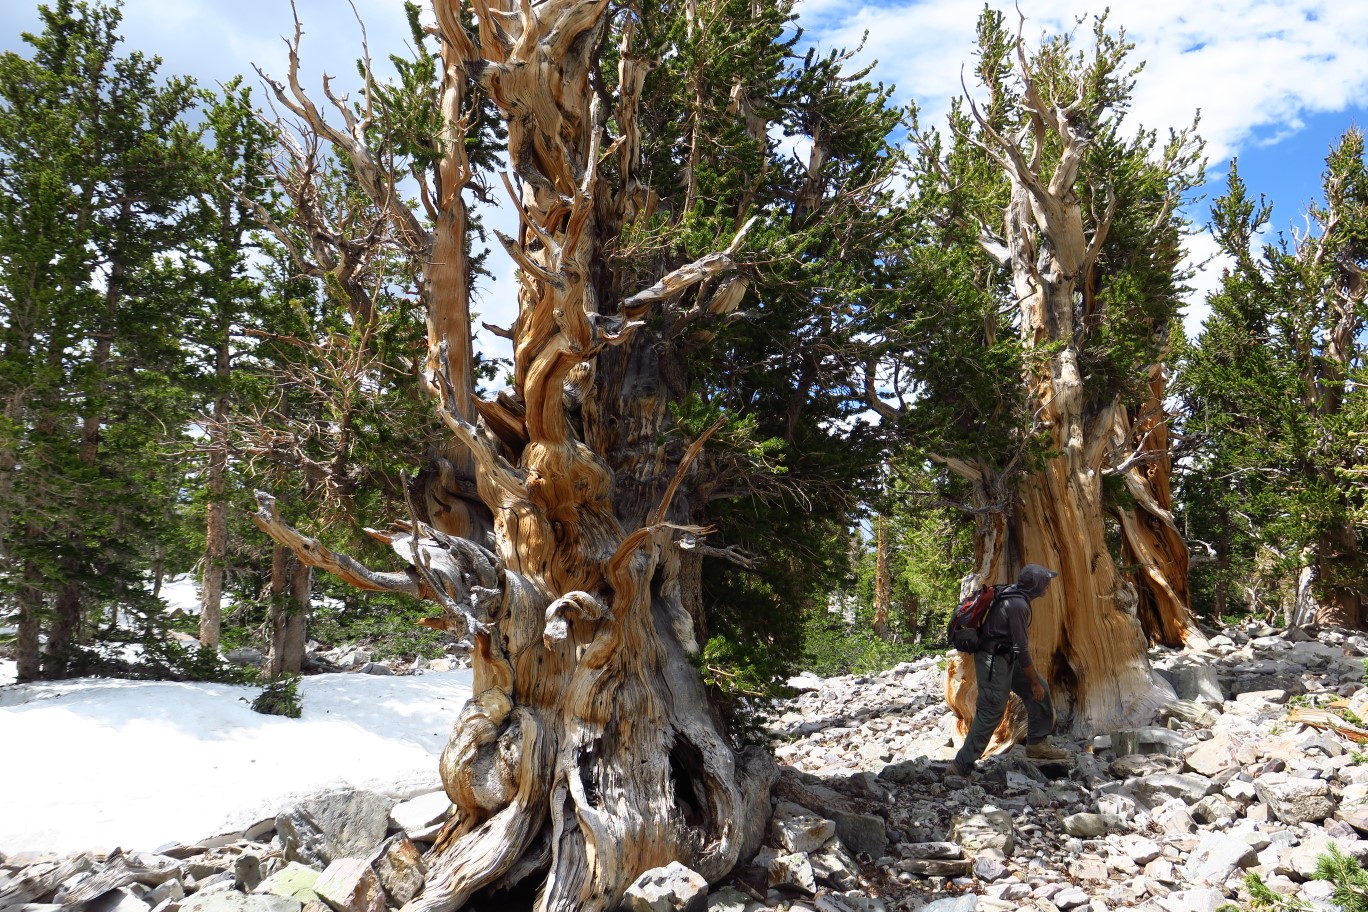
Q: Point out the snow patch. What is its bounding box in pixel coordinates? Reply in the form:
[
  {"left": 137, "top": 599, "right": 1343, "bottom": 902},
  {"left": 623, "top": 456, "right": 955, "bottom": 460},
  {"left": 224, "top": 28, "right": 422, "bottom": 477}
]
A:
[{"left": 0, "top": 669, "right": 473, "bottom": 854}]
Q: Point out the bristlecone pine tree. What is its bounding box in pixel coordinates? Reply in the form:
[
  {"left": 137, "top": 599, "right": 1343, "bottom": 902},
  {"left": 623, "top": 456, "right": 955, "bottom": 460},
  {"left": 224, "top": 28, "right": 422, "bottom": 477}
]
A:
[
  {"left": 249, "top": 0, "right": 902, "bottom": 908},
  {"left": 870, "top": 11, "right": 1206, "bottom": 741}
]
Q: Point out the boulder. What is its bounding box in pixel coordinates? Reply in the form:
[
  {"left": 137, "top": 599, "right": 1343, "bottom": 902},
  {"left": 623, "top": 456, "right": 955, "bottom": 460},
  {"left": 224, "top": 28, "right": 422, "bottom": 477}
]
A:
[
  {"left": 1180, "top": 833, "right": 1256, "bottom": 885},
  {"left": 894, "top": 857, "right": 972, "bottom": 877},
  {"left": 276, "top": 791, "right": 392, "bottom": 867},
  {"left": 1126, "top": 773, "right": 1215, "bottom": 809},
  {"left": 621, "top": 862, "right": 709, "bottom": 912},
  {"left": 917, "top": 897, "right": 978, "bottom": 912},
  {"left": 1340, "top": 807, "right": 1368, "bottom": 836},
  {"left": 1111, "top": 754, "right": 1183, "bottom": 779},
  {"left": 84, "top": 888, "right": 151, "bottom": 912},
  {"left": 771, "top": 802, "right": 836, "bottom": 854},
  {"left": 1115, "top": 834, "right": 1162, "bottom": 865},
  {"left": 826, "top": 809, "right": 887, "bottom": 858},
  {"left": 1191, "top": 795, "right": 1240, "bottom": 825},
  {"left": 770, "top": 764, "right": 884, "bottom": 856},
  {"left": 1155, "top": 658, "right": 1225, "bottom": 704},
  {"left": 1253, "top": 773, "right": 1337, "bottom": 824},
  {"left": 809, "top": 839, "right": 860, "bottom": 890},
  {"left": 706, "top": 886, "right": 761, "bottom": 912},
  {"left": 899, "top": 842, "right": 962, "bottom": 859},
  {"left": 948, "top": 809, "right": 1015, "bottom": 855},
  {"left": 1154, "top": 887, "right": 1227, "bottom": 912},
  {"left": 1149, "top": 799, "right": 1197, "bottom": 835},
  {"left": 224, "top": 648, "right": 266, "bottom": 667},
  {"left": 234, "top": 855, "right": 263, "bottom": 892},
  {"left": 388, "top": 792, "right": 451, "bottom": 837},
  {"left": 1060, "top": 813, "right": 1127, "bottom": 838},
  {"left": 254, "top": 863, "right": 321, "bottom": 904},
  {"left": 1184, "top": 734, "right": 1240, "bottom": 777},
  {"left": 1096, "top": 793, "right": 1138, "bottom": 820},
  {"left": 766, "top": 853, "right": 817, "bottom": 893},
  {"left": 149, "top": 877, "right": 186, "bottom": 906},
  {"left": 180, "top": 894, "right": 301, "bottom": 912},
  {"left": 368, "top": 835, "right": 425, "bottom": 907},
  {"left": 972, "top": 851, "right": 1010, "bottom": 883},
  {"left": 313, "top": 859, "right": 385, "bottom": 912}
]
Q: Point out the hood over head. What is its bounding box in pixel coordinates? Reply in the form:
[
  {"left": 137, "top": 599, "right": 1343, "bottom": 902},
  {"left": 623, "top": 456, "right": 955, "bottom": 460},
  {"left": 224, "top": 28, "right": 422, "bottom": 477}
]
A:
[{"left": 1016, "top": 563, "right": 1058, "bottom": 599}]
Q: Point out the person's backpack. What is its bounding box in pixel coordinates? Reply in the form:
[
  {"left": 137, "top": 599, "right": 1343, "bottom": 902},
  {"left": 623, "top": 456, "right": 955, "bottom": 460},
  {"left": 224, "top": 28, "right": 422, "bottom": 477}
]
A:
[{"left": 945, "top": 585, "right": 1002, "bottom": 653}]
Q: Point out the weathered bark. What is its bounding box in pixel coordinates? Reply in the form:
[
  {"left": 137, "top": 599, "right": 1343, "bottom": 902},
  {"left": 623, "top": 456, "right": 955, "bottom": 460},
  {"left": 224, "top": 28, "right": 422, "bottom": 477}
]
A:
[
  {"left": 1116, "top": 368, "right": 1199, "bottom": 647},
  {"left": 200, "top": 348, "right": 230, "bottom": 650},
  {"left": 251, "top": 3, "right": 771, "bottom": 909},
  {"left": 872, "top": 515, "right": 891, "bottom": 639},
  {"left": 266, "top": 551, "right": 309, "bottom": 678}
]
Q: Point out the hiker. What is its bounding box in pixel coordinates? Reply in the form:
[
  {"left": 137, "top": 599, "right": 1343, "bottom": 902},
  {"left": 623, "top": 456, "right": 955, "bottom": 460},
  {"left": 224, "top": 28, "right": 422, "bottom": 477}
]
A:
[{"left": 952, "top": 563, "right": 1068, "bottom": 775}]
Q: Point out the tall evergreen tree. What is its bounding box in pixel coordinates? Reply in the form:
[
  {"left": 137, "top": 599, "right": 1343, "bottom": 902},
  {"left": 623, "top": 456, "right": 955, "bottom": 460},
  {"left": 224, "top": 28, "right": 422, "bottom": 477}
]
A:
[
  {"left": 1176, "top": 132, "right": 1368, "bottom": 626},
  {"left": 187, "top": 77, "right": 277, "bottom": 651},
  {"left": 0, "top": 0, "right": 203, "bottom": 679},
  {"left": 868, "top": 11, "right": 1205, "bottom": 736}
]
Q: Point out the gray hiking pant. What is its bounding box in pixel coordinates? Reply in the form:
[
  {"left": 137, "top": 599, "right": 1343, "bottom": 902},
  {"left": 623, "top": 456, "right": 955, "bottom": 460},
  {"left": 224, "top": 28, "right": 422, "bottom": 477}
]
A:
[{"left": 954, "top": 649, "right": 1055, "bottom": 769}]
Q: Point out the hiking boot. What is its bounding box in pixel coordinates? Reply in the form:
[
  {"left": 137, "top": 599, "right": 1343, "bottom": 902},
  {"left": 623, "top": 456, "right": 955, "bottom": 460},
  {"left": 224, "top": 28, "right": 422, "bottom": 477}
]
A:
[
  {"left": 950, "top": 760, "right": 974, "bottom": 778},
  {"left": 1025, "top": 740, "right": 1070, "bottom": 761}
]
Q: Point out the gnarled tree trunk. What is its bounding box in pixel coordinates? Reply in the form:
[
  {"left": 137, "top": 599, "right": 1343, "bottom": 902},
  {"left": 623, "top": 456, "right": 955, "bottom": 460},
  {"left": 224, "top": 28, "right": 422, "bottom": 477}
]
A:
[
  {"left": 253, "top": 3, "right": 774, "bottom": 909},
  {"left": 1117, "top": 367, "right": 1197, "bottom": 646},
  {"left": 944, "top": 17, "right": 1199, "bottom": 740}
]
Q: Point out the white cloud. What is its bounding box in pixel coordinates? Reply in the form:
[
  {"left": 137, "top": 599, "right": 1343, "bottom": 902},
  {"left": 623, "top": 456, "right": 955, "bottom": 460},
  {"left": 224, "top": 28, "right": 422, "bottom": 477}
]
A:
[
  {"left": 1179, "top": 227, "right": 1230, "bottom": 339},
  {"left": 796, "top": 0, "right": 1368, "bottom": 162},
  {"left": 9, "top": 0, "right": 1358, "bottom": 344},
  {"left": 792, "top": 0, "right": 1368, "bottom": 336}
]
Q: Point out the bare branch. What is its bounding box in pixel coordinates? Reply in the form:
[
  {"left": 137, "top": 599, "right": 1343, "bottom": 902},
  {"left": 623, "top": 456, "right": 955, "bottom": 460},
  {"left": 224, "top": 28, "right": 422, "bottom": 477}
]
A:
[
  {"left": 648, "top": 418, "right": 726, "bottom": 527},
  {"left": 251, "top": 492, "right": 420, "bottom": 595},
  {"left": 678, "top": 534, "right": 756, "bottom": 569}
]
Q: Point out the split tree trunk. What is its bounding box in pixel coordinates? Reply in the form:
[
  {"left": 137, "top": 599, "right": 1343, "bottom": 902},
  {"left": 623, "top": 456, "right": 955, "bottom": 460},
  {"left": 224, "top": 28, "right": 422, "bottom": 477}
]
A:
[
  {"left": 944, "top": 24, "right": 1198, "bottom": 741},
  {"left": 252, "top": 3, "right": 772, "bottom": 909},
  {"left": 1117, "top": 368, "right": 1198, "bottom": 647}
]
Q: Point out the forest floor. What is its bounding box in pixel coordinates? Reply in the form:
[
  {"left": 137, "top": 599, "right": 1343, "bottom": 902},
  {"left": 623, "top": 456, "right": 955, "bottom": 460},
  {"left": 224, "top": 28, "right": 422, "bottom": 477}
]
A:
[{"left": 4, "top": 620, "right": 1368, "bottom": 911}]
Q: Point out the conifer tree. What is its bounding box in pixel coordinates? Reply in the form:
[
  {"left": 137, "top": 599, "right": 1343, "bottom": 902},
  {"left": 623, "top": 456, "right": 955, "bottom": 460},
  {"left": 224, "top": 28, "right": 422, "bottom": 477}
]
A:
[
  {"left": 188, "top": 77, "right": 278, "bottom": 651},
  {"left": 868, "top": 11, "right": 1204, "bottom": 736},
  {"left": 1176, "top": 132, "right": 1367, "bottom": 626},
  {"left": 0, "top": 0, "right": 203, "bottom": 679},
  {"left": 246, "top": 0, "right": 902, "bottom": 906}
]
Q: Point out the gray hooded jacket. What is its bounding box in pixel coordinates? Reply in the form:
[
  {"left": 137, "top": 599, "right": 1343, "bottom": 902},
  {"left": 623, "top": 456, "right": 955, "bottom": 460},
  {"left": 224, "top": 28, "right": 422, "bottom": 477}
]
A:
[{"left": 979, "top": 564, "right": 1057, "bottom": 665}]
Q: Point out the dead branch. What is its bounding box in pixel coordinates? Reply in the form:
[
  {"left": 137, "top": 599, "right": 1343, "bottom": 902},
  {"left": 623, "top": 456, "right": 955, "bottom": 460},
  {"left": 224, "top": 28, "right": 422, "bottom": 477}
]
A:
[{"left": 251, "top": 491, "right": 420, "bottom": 595}]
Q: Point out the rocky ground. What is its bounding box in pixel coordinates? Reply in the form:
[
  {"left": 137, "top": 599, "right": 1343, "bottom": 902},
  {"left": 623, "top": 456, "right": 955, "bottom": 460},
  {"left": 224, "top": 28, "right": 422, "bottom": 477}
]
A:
[{"left": 5, "top": 621, "right": 1368, "bottom": 912}]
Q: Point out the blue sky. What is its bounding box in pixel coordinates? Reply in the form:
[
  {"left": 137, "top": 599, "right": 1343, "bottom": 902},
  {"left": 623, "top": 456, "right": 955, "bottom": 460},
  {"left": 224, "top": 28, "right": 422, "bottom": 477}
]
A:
[{"left": 3, "top": 0, "right": 1366, "bottom": 337}]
